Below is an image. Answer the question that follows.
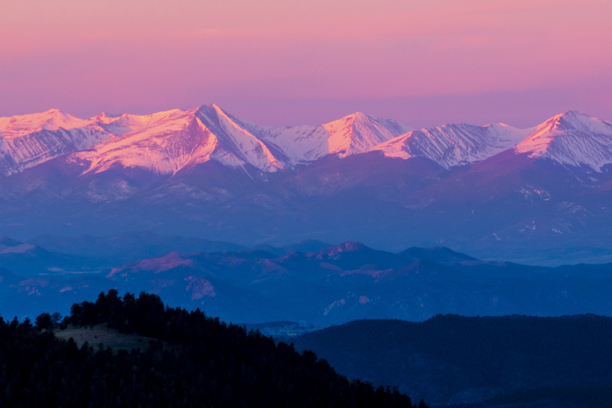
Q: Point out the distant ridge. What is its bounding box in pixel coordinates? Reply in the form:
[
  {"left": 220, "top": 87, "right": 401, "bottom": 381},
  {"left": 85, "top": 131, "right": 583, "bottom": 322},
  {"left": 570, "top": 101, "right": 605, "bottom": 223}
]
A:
[
  {"left": 3, "top": 237, "right": 612, "bottom": 324},
  {"left": 514, "top": 110, "right": 612, "bottom": 171},
  {"left": 400, "top": 247, "right": 478, "bottom": 263},
  {"left": 28, "top": 231, "right": 246, "bottom": 264},
  {"left": 3, "top": 105, "right": 610, "bottom": 176}
]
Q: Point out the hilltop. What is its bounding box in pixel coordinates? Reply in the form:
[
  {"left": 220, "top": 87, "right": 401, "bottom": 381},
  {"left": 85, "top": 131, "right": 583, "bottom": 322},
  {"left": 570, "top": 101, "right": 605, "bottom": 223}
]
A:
[{"left": 0, "top": 290, "right": 423, "bottom": 408}]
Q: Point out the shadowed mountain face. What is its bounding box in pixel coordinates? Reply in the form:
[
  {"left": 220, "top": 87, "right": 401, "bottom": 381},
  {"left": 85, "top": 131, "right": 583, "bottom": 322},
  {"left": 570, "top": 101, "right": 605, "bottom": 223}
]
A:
[
  {"left": 2, "top": 239, "right": 612, "bottom": 325},
  {"left": 1, "top": 108, "right": 612, "bottom": 264},
  {"left": 292, "top": 315, "right": 612, "bottom": 407}
]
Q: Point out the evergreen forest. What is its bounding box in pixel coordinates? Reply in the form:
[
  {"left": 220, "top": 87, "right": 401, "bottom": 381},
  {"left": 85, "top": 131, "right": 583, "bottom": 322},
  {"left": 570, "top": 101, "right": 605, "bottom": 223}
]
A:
[{"left": 0, "top": 290, "right": 425, "bottom": 408}]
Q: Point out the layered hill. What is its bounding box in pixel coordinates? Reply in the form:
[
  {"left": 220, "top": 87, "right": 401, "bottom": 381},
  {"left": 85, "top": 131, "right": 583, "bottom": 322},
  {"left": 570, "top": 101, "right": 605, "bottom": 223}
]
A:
[{"left": 3, "top": 239, "right": 612, "bottom": 324}]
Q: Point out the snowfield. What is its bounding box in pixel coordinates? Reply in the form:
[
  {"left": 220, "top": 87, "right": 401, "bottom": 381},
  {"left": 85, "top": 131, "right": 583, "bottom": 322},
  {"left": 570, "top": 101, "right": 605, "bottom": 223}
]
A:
[{"left": 2, "top": 105, "right": 611, "bottom": 176}]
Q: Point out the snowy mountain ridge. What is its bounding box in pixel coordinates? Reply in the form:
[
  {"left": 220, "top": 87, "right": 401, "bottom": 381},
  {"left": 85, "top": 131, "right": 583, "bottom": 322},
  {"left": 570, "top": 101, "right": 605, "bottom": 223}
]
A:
[
  {"left": 371, "top": 122, "right": 533, "bottom": 169},
  {"left": 1, "top": 106, "right": 611, "bottom": 176},
  {"left": 71, "top": 105, "right": 285, "bottom": 175},
  {"left": 514, "top": 111, "right": 612, "bottom": 171},
  {"left": 0, "top": 109, "right": 92, "bottom": 138},
  {"left": 0, "top": 109, "right": 116, "bottom": 175},
  {"left": 0, "top": 108, "right": 195, "bottom": 175},
  {"left": 261, "top": 112, "right": 412, "bottom": 163}
]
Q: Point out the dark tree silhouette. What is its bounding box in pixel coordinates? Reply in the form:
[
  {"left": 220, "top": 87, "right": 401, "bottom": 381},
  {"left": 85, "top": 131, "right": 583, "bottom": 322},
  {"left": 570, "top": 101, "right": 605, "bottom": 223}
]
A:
[{"left": 0, "top": 291, "right": 425, "bottom": 408}]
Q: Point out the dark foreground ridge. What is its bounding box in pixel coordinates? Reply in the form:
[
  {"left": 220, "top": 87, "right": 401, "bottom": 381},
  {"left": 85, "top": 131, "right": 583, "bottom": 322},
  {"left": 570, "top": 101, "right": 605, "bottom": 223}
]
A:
[
  {"left": 293, "top": 316, "right": 612, "bottom": 407},
  {"left": 0, "top": 290, "right": 425, "bottom": 408}
]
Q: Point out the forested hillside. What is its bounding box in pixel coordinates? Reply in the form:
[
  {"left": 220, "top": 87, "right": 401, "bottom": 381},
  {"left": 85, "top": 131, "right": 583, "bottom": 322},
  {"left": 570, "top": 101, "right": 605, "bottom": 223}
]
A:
[
  {"left": 0, "top": 290, "right": 423, "bottom": 408},
  {"left": 293, "top": 316, "right": 612, "bottom": 407}
]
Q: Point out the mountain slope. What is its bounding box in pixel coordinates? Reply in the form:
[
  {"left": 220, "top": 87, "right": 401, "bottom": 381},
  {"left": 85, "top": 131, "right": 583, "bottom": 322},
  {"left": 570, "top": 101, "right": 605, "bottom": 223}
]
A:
[
  {"left": 514, "top": 110, "right": 612, "bottom": 171},
  {"left": 293, "top": 316, "right": 612, "bottom": 406},
  {"left": 5, "top": 107, "right": 612, "bottom": 177},
  {"left": 262, "top": 112, "right": 411, "bottom": 163},
  {"left": 0, "top": 291, "right": 418, "bottom": 408},
  {"left": 0, "top": 107, "right": 413, "bottom": 176},
  {"left": 71, "top": 105, "right": 285, "bottom": 175},
  {"left": 0, "top": 109, "right": 115, "bottom": 175},
  {"left": 1, "top": 107, "right": 612, "bottom": 264},
  {"left": 371, "top": 122, "right": 531, "bottom": 168}
]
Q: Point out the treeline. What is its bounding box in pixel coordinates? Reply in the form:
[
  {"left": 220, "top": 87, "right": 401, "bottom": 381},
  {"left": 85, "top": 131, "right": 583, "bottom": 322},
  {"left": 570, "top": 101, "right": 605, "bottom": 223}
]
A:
[{"left": 0, "top": 290, "right": 426, "bottom": 408}]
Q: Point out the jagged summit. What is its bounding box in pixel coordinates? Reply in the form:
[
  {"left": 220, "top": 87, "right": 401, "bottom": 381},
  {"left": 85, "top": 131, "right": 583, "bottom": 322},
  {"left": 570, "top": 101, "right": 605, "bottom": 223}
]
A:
[
  {"left": 0, "top": 109, "right": 116, "bottom": 175},
  {"left": 322, "top": 112, "right": 411, "bottom": 157},
  {"left": 261, "top": 111, "right": 411, "bottom": 163},
  {"left": 547, "top": 110, "right": 612, "bottom": 133},
  {"left": 514, "top": 110, "right": 612, "bottom": 171},
  {"left": 98, "top": 112, "right": 122, "bottom": 119},
  {"left": 0, "top": 108, "right": 93, "bottom": 139},
  {"left": 371, "top": 122, "right": 531, "bottom": 168},
  {"left": 1, "top": 105, "right": 611, "bottom": 177},
  {"left": 71, "top": 104, "right": 284, "bottom": 175}
]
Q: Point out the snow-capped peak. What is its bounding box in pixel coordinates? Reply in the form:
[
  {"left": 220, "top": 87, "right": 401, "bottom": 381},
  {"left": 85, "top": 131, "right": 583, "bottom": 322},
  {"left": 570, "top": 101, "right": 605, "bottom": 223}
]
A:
[
  {"left": 0, "top": 109, "right": 93, "bottom": 139},
  {"left": 371, "top": 122, "right": 532, "bottom": 168},
  {"left": 71, "top": 104, "right": 284, "bottom": 175},
  {"left": 323, "top": 112, "right": 412, "bottom": 157},
  {"left": 4, "top": 105, "right": 612, "bottom": 178},
  {"left": 514, "top": 111, "right": 612, "bottom": 171},
  {"left": 195, "top": 104, "right": 284, "bottom": 171},
  {"left": 94, "top": 109, "right": 187, "bottom": 136},
  {"left": 524, "top": 110, "right": 612, "bottom": 138},
  {"left": 261, "top": 112, "right": 411, "bottom": 163},
  {"left": 0, "top": 109, "right": 121, "bottom": 175}
]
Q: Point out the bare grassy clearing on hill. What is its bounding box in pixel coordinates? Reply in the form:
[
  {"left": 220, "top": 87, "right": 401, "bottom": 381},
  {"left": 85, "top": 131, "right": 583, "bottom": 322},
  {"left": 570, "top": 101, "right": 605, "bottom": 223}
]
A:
[{"left": 54, "top": 324, "right": 152, "bottom": 350}]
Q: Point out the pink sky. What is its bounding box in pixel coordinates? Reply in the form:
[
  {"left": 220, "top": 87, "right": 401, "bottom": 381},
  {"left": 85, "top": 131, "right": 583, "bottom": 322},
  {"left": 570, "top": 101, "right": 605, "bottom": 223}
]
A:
[{"left": 1, "top": 0, "right": 611, "bottom": 128}]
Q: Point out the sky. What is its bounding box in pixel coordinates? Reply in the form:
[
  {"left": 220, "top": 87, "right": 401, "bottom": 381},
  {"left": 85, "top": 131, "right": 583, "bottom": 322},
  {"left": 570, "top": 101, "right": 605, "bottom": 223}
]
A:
[{"left": 1, "top": 0, "right": 611, "bottom": 128}]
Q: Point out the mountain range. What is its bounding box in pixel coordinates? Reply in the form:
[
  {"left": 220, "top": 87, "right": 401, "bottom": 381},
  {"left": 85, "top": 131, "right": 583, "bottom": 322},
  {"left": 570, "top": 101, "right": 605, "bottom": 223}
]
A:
[
  {"left": 1, "top": 105, "right": 612, "bottom": 264},
  {"left": 2, "top": 237, "right": 612, "bottom": 325}
]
